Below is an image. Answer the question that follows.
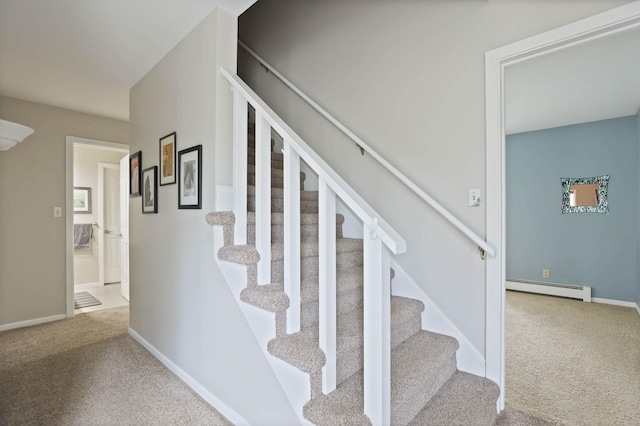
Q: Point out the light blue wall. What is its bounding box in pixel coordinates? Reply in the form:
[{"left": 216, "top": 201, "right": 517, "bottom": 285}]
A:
[{"left": 507, "top": 116, "right": 639, "bottom": 302}]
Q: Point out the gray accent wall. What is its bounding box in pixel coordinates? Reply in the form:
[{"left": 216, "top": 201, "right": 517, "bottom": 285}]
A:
[
  {"left": 128, "top": 9, "right": 298, "bottom": 424},
  {"left": 238, "top": 0, "right": 633, "bottom": 354},
  {"left": 506, "top": 116, "right": 639, "bottom": 302},
  {"left": 0, "top": 96, "right": 128, "bottom": 327}
]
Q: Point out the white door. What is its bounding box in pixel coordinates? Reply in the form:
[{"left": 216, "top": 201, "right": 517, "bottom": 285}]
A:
[
  {"left": 103, "top": 165, "right": 121, "bottom": 284},
  {"left": 120, "top": 155, "right": 130, "bottom": 300}
]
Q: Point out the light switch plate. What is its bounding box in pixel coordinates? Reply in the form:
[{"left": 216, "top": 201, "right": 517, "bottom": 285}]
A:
[
  {"left": 53, "top": 207, "right": 63, "bottom": 217},
  {"left": 469, "top": 189, "right": 481, "bottom": 207}
]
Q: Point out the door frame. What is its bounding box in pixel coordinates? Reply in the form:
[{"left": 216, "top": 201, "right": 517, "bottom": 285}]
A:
[
  {"left": 484, "top": 1, "right": 640, "bottom": 410},
  {"left": 98, "top": 162, "right": 121, "bottom": 286},
  {"left": 65, "top": 136, "right": 129, "bottom": 318}
]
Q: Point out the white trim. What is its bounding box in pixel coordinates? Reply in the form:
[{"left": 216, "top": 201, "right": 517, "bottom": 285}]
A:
[
  {"left": 485, "top": 1, "right": 640, "bottom": 411},
  {"left": 391, "top": 260, "right": 485, "bottom": 377},
  {"left": 128, "top": 327, "right": 249, "bottom": 425},
  {"left": 0, "top": 314, "right": 66, "bottom": 332},
  {"left": 74, "top": 281, "right": 102, "bottom": 291},
  {"left": 66, "top": 136, "right": 128, "bottom": 318},
  {"left": 506, "top": 281, "right": 591, "bottom": 302},
  {"left": 98, "top": 162, "right": 120, "bottom": 286},
  {"left": 635, "top": 304, "right": 640, "bottom": 317},
  {"left": 591, "top": 297, "right": 639, "bottom": 308}
]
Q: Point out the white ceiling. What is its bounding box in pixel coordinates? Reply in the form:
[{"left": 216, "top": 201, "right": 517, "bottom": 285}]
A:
[
  {"left": 505, "top": 26, "right": 640, "bottom": 135},
  {"left": 0, "top": 0, "right": 255, "bottom": 121},
  {"left": 1, "top": 1, "right": 638, "bottom": 128}
]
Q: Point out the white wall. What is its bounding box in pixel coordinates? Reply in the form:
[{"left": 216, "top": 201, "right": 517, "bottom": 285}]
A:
[
  {"left": 73, "top": 145, "right": 127, "bottom": 285},
  {"left": 238, "top": 0, "right": 633, "bottom": 354},
  {"left": 128, "top": 8, "right": 298, "bottom": 424},
  {"left": 0, "top": 96, "right": 128, "bottom": 327}
]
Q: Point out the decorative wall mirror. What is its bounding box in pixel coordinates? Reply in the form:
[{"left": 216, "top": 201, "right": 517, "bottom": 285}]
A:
[{"left": 561, "top": 175, "right": 609, "bottom": 214}]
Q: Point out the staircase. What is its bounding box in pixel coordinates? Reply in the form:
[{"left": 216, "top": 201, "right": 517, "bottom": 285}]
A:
[{"left": 207, "top": 101, "right": 499, "bottom": 423}]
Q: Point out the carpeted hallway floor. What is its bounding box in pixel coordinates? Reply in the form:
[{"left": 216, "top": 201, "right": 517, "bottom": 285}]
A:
[
  {"left": 505, "top": 291, "right": 640, "bottom": 426},
  {"left": 0, "top": 307, "right": 230, "bottom": 425}
]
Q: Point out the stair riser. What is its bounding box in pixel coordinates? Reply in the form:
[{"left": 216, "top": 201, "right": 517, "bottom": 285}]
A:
[
  {"left": 247, "top": 174, "right": 305, "bottom": 190},
  {"left": 247, "top": 224, "right": 344, "bottom": 244},
  {"left": 248, "top": 154, "right": 283, "bottom": 170},
  {"left": 394, "top": 355, "right": 457, "bottom": 425},
  {"left": 301, "top": 288, "right": 363, "bottom": 330},
  {"left": 248, "top": 197, "right": 318, "bottom": 214},
  {"left": 335, "top": 316, "right": 423, "bottom": 387},
  {"left": 271, "top": 252, "right": 363, "bottom": 283}
]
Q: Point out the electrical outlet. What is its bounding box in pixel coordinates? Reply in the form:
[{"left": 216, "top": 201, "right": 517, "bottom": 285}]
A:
[{"left": 543, "top": 269, "right": 550, "bottom": 279}]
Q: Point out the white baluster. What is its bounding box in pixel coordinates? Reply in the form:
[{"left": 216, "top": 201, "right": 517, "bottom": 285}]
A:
[
  {"left": 233, "top": 90, "right": 248, "bottom": 245},
  {"left": 284, "top": 141, "right": 301, "bottom": 333},
  {"left": 363, "top": 223, "right": 391, "bottom": 426},
  {"left": 319, "top": 179, "right": 337, "bottom": 394},
  {"left": 255, "top": 113, "right": 271, "bottom": 285}
]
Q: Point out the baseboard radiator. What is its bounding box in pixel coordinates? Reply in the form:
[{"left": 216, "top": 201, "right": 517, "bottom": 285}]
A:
[{"left": 506, "top": 279, "right": 591, "bottom": 302}]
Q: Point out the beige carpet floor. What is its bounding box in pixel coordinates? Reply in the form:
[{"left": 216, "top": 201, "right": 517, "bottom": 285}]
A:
[
  {"left": 506, "top": 291, "right": 640, "bottom": 426},
  {"left": 0, "top": 307, "right": 230, "bottom": 425}
]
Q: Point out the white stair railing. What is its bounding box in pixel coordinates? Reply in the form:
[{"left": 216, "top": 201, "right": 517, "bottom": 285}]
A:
[
  {"left": 223, "top": 67, "right": 404, "bottom": 425},
  {"left": 239, "top": 40, "right": 494, "bottom": 260}
]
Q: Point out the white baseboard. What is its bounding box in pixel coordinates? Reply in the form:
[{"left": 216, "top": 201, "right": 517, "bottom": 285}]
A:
[
  {"left": 390, "top": 261, "right": 486, "bottom": 377},
  {"left": 506, "top": 280, "right": 591, "bottom": 302},
  {"left": 0, "top": 314, "right": 67, "bottom": 332},
  {"left": 591, "top": 297, "right": 638, "bottom": 308},
  {"left": 635, "top": 303, "right": 640, "bottom": 317},
  {"left": 74, "top": 282, "right": 102, "bottom": 291},
  {"left": 128, "top": 327, "right": 249, "bottom": 425}
]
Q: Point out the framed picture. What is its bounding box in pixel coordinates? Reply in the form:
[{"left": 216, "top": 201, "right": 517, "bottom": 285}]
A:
[
  {"left": 73, "top": 187, "right": 92, "bottom": 213},
  {"left": 178, "top": 145, "right": 202, "bottom": 209},
  {"left": 129, "top": 151, "right": 142, "bottom": 197},
  {"left": 142, "top": 166, "right": 158, "bottom": 214},
  {"left": 159, "top": 132, "right": 176, "bottom": 186}
]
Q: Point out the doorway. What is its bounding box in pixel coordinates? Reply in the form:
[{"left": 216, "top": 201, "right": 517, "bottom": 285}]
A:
[
  {"left": 66, "top": 136, "right": 129, "bottom": 316},
  {"left": 484, "top": 1, "right": 640, "bottom": 411}
]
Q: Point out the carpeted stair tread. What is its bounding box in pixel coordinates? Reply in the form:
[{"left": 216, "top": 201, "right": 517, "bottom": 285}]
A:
[
  {"left": 247, "top": 164, "right": 305, "bottom": 181},
  {"left": 206, "top": 211, "right": 234, "bottom": 227},
  {"left": 248, "top": 150, "right": 283, "bottom": 168},
  {"left": 299, "top": 267, "right": 363, "bottom": 306},
  {"left": 248, "top": 185, "right": 318, "bottom": 200},
  {"left": 247, "top": 173, "right": 305, "bottom": 188},
  {"left": 247, "top": 211, "right": 344, "bottom": 226},
  {"left": 217, "top": 245, "right": 260, "bottom": 265},
  {"left": 303, "top": 330, "right": 459, "bottom": 425},
  {"left": 247, "top": 155, "right": 284, "bottom": 169},
  {"left": 240, "top": 283, "right": 289, "bottom": 312},
  {"left": 248, "top": 186, "right": 319, "bottom": 213},
  {"left": 409, "top": 371, "right": 499, "bottom": 426},
  {"left": 271, "top": 238, "right": 363, "bottom": 261},
  {"left": 267, "top": 297, "right": 424, "bottom": 376}
]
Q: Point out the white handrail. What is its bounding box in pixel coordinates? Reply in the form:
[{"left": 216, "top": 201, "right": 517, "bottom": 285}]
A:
[
  {"left": 238, "top": 40, "right": 495, "bottom": 259},
  {"left": 221, "top": 67, "right": 406, "bottom": 255}
]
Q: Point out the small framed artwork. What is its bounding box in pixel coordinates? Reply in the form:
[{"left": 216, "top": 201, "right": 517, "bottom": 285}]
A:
[
  {"left": 129, "top": 151, "right": 142, "bottom": 197},
  {"left": 73, "top": 187, "right": 92, "bottom": 214},
  {"left": 178, "top": 145, "right": 202, "bottom": 209},
  {"left": 142, "top": 166, "right": 158, "bottom": 214},
  {"left": 159, "top": 132, "right": 176, "bottom": 186}
]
